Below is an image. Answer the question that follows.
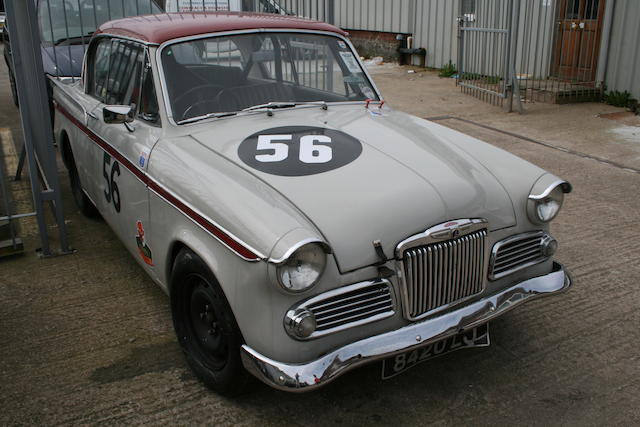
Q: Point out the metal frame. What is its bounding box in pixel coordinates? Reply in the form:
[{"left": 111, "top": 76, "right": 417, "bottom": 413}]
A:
[
  {"left": 3, "top": 0, "right": 70, "bottom": 257},
  {"left": 457, "top": 0, "right": 515, "bottom": 110}
]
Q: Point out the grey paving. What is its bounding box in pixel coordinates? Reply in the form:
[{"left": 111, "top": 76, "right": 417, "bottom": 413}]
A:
[{"left": 1, "top": 58, "right": 639, "bottom": 425}]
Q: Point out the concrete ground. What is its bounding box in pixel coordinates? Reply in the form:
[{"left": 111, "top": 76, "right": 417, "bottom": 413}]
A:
[{"left": 1, "top": 54, "right": 639, "bottom": 425}]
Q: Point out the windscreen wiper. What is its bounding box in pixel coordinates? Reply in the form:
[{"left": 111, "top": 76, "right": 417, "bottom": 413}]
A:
[
  {"left": 177, "top": 111, "right": 238, "bottom": 125},
  {"left": 242, "top": 101, "right": 328, "bottom": 112}
]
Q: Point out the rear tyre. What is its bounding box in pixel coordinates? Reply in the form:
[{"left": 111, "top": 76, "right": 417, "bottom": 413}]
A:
[
  {"left": 67, "top": 150, "right": 99, "bottom": 218},
  {"left": 171, "top": 248, "right": 251, "bottom": 396}
]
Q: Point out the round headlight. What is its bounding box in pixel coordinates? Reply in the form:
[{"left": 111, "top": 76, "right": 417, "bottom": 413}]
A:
[
  {"left": 528, "top": 185, "right": 566, "bottom": 224},
  {"left": 276, "top": 243, "right": 326, "bottom": 293}
]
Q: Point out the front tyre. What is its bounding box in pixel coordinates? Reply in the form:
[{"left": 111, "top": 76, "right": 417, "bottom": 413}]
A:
[{"left": 170, "top": 248, "right": 251, "bottom": 395}]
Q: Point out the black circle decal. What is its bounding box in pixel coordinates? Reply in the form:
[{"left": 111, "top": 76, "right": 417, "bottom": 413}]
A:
[{"left": 238, "top": 126, "right": 363, "bottom": 176}]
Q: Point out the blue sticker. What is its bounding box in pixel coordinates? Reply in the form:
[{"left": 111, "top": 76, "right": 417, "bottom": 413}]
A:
[{"left": 138, "top": 148, "right": 151, "bottom": 169}]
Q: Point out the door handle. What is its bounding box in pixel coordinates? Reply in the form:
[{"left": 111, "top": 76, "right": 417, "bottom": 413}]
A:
[{"left": 86, "top": 111, "right": 98, "bottom": 120}]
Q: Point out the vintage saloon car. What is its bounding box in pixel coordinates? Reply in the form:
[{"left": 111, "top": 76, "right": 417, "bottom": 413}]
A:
[{"left": 52, "top": 12, "right": 572, "bottom": 394}]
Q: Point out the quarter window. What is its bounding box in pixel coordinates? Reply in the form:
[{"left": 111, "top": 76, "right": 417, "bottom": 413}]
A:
[
  {"left": 91, "top": 38, "right": 112, "bottom": 102},
  {"left": 138, "top": 54, "right": 160, "bottom": 125}
]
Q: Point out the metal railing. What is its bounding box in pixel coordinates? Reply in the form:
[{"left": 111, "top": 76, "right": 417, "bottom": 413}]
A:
[
  {"left": 457, "top": 0, "right": 606, "bottom": 109},
  {"left": 2, "top": 0, "right": 162, "bottom": 258}
]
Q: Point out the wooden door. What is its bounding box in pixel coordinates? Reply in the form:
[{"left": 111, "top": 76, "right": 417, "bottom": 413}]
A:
[{"left": 553, "top": 0, "right": 606, "bottom": 81}]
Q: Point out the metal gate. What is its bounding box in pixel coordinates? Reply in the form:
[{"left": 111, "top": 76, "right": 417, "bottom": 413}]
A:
[
  {"left": 457, "top": 0, "right": 606, "bottom": 109},
  {"left": 457, "top": 0, "right": 520, "bottom": 110}
]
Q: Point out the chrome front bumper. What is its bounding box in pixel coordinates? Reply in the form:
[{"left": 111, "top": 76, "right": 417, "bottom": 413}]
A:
[{"left": 241, "top": 262, "right": 571, "bottom": 392}]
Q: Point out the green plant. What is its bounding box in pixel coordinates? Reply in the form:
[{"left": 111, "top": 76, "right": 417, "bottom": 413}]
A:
[
  {"left": 605, "top": 90, "right": 633, "bottom": 108},
  {"left": 484, "top": 75, "right": 501, "bottom": 85},
  {"left": 438, "top": 61, "right": 457, "bottom": 78}
]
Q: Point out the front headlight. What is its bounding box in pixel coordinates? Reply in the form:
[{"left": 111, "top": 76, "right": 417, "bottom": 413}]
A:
[
  {"left": 527, "top": 178, "right": 572, "bottom": 224},
  {"left": 276, "top": 243, "right": 326, "bottom": 293}
]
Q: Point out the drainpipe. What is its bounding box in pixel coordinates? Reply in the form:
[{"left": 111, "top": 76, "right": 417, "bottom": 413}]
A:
[{"left": 595, "top": 0, "right": 616, "bottom": 89}]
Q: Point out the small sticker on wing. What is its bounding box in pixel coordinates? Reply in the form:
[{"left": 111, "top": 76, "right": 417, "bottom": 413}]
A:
[
  {"left": 139, "top": 147, "right": 151, "bottom": 169},
  {"left": 135, "top": 220, "right": 154, "bottom": 266}
]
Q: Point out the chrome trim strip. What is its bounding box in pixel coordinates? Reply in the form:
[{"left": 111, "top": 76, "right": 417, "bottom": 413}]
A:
[
  {"left": 488, "top": 231, "right": 549, "bottom": 281},
  {"left": 54, "top": 102, "right": 265, "bottom": 262},
  {"left": 148, "top": 180, "right": 267, "bottom": 262},
  {"left": 241, "top": 262, "right": 571, "bottom": 392},
  {"left": 268, "top": 238, "right": 331, "bottom": 264},
  {"left": 395, "top": 218, "right": 488, "bottom": 259},
  {"left": 154, "top": 29, "right": 384, "bottom": 126},
  {"left": 283, "top": 279, "right": 395, "bottom": 340},
  {"left": 529, "top": 179, "right": 572, "bottom": 200}
]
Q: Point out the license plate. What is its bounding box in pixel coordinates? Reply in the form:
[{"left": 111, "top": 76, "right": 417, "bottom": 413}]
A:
[{"left": 381, "top": 323, "right": 490, "bottom": 380}]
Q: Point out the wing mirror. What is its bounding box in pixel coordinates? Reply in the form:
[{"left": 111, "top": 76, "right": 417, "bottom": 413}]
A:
[{"left": 103, "top": 105, "right": 134, "bottom": 125}]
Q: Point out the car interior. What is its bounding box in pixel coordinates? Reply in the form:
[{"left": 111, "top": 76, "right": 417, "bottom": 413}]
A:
[{"left": 160, "top": 34, "right": 374, "bottom": 122}]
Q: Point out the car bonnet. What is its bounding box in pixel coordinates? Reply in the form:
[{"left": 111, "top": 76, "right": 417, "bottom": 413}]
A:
[{"left": 189, "top": 106, "right": 517, "bottom": 272}]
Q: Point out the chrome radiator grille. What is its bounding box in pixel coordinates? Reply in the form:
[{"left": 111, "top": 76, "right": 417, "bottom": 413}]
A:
[
  {"left": 401, "top": 229, "right": 487, "bottom": 319},
  {"left": 489, "top": 231, "right": 546, "bottom": 280}
]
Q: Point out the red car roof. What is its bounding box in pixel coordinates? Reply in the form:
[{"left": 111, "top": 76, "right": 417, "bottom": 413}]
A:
[{"left": 95, "top": 12, "right": 348, "bottom": 45}]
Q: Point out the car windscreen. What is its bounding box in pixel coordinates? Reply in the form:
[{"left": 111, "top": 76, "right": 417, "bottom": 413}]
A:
[
  {"left": 160, "top": 32, "right": 380, "bottom": 123},
  {"left": 38, "top": 0, "right": 162, "bottom": 45}
]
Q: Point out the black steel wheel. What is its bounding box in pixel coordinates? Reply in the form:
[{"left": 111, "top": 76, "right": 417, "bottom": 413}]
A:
[{"left": 171, "top": 248, "right": 251, "bottom": 395}]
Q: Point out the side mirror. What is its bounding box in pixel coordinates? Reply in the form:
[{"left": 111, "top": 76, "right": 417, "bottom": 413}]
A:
[{"left": 103, "top": 105, "right": 134, "bottom": 125}]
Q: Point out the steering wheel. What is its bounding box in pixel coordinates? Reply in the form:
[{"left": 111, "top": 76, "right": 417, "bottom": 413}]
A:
[{"left": 174, "top": 84, "right": 224, "bottom": 121}]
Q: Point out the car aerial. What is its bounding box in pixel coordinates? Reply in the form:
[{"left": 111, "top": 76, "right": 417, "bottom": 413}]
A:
[
  {"left": 52, "top": 12, "right": 573, "bottom": 394},
  {"left": 2, "top": 0, "right": 162, "bottom": 107}
]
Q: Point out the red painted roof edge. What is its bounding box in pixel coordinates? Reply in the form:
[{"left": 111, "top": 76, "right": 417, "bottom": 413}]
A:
[{"left": 95, "top": 12, "right": 348, "bottom": 45}]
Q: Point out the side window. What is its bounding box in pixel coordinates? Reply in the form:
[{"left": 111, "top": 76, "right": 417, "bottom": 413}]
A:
[
  {"left": 89, "top": 38, "right": 144, "bottom": 107},
  {"left": 138, "top": 54, "right": 160, "bottom": 125},
  {"left": 105, "top": 40, "right": 144, "bottom": 107},
  {"left": 91, "top": 38, "right": 112, "bottom": 102}
]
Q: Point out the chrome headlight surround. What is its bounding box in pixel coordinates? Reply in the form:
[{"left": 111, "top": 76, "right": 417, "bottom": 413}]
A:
[
  {"left": 527, "top": 178, "right": 572, "bottom": 224},
  {"left": 268, "top": 241, "right": 329, "bottom": 294}
]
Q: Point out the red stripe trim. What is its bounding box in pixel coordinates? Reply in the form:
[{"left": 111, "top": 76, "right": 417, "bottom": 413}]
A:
[{"left": 56, "top": 104, "right": 261, "bottom": 261}]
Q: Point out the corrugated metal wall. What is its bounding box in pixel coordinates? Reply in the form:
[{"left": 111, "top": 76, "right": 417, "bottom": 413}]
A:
[
  {"left": 330, "top": 0, "right": 460, "bottom": 68},
  {"left": 513, "top": 1, "right": 555, "bottom": 79},
  {"left": 300, "top": 0, "right": 638, "bottom": 99},
  {"left": 604, "top": 0, "right": 640, "bottom": 99},
  {"left": 412, "top": 0, "right": 459, "bottom": 68},
  {"left": 334, "top": 0, "right": 414, "bottom": 34}
]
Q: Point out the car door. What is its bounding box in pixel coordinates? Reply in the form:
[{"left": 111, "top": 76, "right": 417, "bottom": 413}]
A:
[
  {"left": 86, "top": 38, "right": 162, "bottom": 274},
  {"left": 60, "top": 36, "right": 113, "bottom": 202}
]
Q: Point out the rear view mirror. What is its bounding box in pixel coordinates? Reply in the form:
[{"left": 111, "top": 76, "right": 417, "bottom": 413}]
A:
[{"left": 103, "top": 105, "right": 134, "bottom": 125}]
